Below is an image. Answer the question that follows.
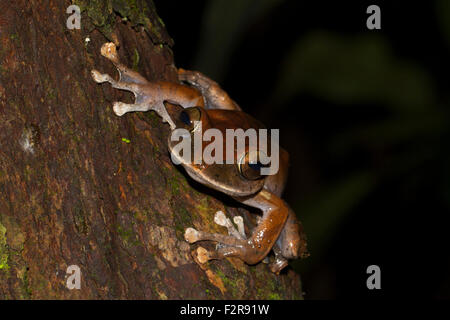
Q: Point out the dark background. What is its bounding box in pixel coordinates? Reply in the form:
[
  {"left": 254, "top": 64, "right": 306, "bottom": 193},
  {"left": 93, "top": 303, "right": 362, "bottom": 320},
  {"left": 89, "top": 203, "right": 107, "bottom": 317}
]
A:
[{"left": 154, "top": 0, "right": 450, "bottom": 299}]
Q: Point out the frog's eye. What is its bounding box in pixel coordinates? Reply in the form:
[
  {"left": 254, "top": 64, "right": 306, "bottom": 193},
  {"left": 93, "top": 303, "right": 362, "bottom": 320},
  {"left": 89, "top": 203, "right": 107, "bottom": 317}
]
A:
[
  {"left": 238, "top": 151, "right": 268, "bottom": 180},
  {"left": 179, "top": 107, "right": 202, "bottom": 132}
]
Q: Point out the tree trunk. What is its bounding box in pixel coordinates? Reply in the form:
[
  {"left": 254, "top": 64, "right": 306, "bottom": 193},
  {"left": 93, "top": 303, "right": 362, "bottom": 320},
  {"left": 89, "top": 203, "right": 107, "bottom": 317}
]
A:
[{"left": 0, "top": 0, "right": 303, "bottom": 299}]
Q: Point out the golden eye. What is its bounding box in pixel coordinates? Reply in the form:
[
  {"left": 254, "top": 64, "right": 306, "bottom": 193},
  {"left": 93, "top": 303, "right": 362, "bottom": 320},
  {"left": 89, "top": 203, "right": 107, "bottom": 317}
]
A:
[
  {"left": 179, "top": 107, "right": 202, "bottom": 132},
  {"left": 238, "top": 151, "right": 267, "bottom": 180}
]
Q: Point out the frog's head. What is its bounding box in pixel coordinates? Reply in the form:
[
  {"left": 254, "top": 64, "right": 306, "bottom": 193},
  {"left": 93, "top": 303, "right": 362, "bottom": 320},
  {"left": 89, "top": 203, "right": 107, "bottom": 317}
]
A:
[{"left": 166, "top": 104, "right": 267, "bottom": 197}]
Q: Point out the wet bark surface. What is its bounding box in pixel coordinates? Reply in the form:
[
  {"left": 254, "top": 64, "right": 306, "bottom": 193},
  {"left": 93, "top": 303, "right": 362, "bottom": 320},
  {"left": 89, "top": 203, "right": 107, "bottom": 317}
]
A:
[{"left": 0, "top": 0, "right": 303, "bottom": 299}]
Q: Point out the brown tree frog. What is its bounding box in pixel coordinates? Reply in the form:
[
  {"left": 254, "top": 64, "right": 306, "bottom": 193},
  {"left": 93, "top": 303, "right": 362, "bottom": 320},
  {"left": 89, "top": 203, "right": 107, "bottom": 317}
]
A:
[{"left": 91, "top": 43, "right": 308, "bottom": 273}]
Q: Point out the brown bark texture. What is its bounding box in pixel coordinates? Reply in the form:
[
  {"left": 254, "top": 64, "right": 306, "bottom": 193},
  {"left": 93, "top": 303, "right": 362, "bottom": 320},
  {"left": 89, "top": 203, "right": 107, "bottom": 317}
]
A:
[{"left": 0, "top": 0, "right": 303, "bottom": 299}]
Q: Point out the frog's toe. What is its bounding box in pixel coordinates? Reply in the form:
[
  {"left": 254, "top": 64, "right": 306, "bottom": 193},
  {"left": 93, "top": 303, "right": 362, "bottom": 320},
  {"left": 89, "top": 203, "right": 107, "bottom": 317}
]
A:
[
  {"left": 100, "top": 42, "right": 119, "bottom": 63},
  {"left": 233, "top": 216, "right": 246, "bottom": 239},
  {"left": 269, "top": 257, "right": 289, "bottom": 274},
  {"left": 213, "top": 211, "right": 227, "bottom": 226},
  {"left": 91, "top": 70, "right": 108, "bottom": 83},
  {"left": 113, "top": 102, "right": 128, "bottom": 117},
  {"left": 214, "top": 211, "right": 245, "bottom": 240},
  {"left": 184, "top": 227, "right": 201, "bottom": 243},
  {"left": 194, "top": 246, "right": 211, "bottom": 264}
]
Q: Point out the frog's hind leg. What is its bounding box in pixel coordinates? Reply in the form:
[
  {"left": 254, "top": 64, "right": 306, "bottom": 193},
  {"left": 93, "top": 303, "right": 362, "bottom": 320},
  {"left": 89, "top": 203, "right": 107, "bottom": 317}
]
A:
[
  {"left": 184, "top": 190, "right": 289, "bottom": 272},
  {"left": 178, "top": 69, "right": 241, "bottom": 111}
]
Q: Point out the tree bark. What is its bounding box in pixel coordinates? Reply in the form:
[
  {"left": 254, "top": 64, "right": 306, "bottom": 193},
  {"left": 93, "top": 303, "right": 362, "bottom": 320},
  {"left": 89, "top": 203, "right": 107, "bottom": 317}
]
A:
[{"left": 0, "top": 0, "right": 303, "bottom": 299}]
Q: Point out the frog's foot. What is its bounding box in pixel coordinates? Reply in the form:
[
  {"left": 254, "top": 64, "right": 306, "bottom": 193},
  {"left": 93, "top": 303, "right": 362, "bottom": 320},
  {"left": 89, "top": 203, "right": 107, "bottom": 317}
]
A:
[
  {"left": 91, "top": 70, "right": 147, "bottom": 117},
  {"left": 178, "top": 69, "right": 241, "bottom": 111},
  {"left": 185, "top": 212, "right": 263, "bottom": 266},
  {"left": 213, "top": 211, "right": 246, "bottom": 240},
  {"left": 91, "top": 71, "right": 176, "bottom": 129},
  {"left": 184, "top": 211, "right": 247, "bottom": 246},
  {"left": 184, "top": 211, "right": 274, "bottom": 267},
  {"left": 269, "top": 245, "right": 289, "bottom": 274},
  {"left": 269, "top": 257, "right": 288, "bottom": 274},
  {"left": 112, "top": 101, "right": 176, "bottom": 129},
  {"left": 178, "top": 69, "right": 215, "bottom": 91},
  {"left": 184, "top": 226, "right": 247, "bottom": 250},
  {"left": 93, "top": 43, "right": 177, "bottom": 128}
]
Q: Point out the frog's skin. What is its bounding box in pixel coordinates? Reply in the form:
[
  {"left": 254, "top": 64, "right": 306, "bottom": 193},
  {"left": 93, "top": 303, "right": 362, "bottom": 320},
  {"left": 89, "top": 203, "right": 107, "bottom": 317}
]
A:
[{"left": 92, "top": 43, "right": 308, "bottom": 273}]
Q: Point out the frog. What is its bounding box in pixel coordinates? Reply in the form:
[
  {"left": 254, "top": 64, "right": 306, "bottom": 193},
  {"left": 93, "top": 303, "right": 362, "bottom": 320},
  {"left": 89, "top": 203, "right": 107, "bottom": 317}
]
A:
[{"left": 91, "top": 43, "right": 308, "bottom": 274}]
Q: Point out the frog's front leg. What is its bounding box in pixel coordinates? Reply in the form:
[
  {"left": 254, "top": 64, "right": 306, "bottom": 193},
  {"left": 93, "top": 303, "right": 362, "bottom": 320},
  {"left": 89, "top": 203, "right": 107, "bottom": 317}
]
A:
[
  {"left": 99, "top": 42, "right": 149, "bottom": 85},
  {"left": 91, "top": 43, "right": 177, "bottom": 129},
  {"left": 91, "top": 70, "right": 145, "bottom": 114},
  {"left": 184, "top": 189, "right": 289, "bottom": 271}
]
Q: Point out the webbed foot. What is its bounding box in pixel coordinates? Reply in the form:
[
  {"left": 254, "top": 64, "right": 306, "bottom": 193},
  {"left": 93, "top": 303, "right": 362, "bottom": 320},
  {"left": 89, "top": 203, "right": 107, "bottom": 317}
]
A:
[{"left": 185, "top": 211, "right": 250, "bottom": 265}]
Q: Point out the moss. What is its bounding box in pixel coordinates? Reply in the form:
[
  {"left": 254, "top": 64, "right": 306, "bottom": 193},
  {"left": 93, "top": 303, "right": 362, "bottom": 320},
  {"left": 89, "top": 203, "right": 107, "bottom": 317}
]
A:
[
  {"left": 132, "top": 48, "right": 140, "bottom": 71},
  {"left": 133, "top": 210, "right": 148, "bottom": 223},
  {"left": 0, "top": 222, "right": 9, "bottom": 271},
  {"left": 251, "top": 265, "right": 285, "bottom": 299},
  {"left": 21, "top": 267, "right": 32, "bottom": 299},
  {"left": 167, "top": 176, "right": 180, "bottom": 195},
  {"left": 73, "top": 205, "right": 89, "bottom": 235},
  {"left": 116, "top": 225, "right": 141, "bottom": 247},
  {"left": 10, "top": 32, "right": 19, "bottom": 42},
  {"left": 268, "top": 292, "right": 282, "bottom": 300},
  {"left": 74, "top": 0, "right": 115, "bottom": 40},
  {"left": 111, "top": 0, "right": 148, "bottom": 25},
  {"left": 195, "top": 200, "right": 216, "bottom": 228},
  {"left": 74, "top": 0, "right": 167, "bottom": 43},
  {"left": 173, "top": 206, "right": 193, "bottom": 240},
  {"left": 215, "top": 268, "right": 245, "bottom": 297},
  {"left": 216, "top": 269, "right": 234, "bottom": 287},
  {"left": 146, "top": 111, "right": 161, "bottom": 127}
]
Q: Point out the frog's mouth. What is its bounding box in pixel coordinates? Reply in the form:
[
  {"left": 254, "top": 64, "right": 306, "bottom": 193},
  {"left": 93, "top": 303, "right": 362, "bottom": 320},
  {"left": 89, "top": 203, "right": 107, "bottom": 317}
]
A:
[
  {"left": 168, "top": 146, "right": 265, "bottom": 198},
  {"left": 183, "top": 162, "right": 264, "bottom": 197}
]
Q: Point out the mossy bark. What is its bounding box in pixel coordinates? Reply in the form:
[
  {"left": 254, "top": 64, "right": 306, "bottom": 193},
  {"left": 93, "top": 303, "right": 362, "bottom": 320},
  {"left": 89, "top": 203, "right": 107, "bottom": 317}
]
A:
[{"left": 0, "top": 0, "right": 303, "bottom": 299}]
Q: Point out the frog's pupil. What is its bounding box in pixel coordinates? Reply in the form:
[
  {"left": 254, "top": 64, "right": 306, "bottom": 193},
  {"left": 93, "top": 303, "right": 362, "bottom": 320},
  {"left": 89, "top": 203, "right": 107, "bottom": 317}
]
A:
[
  {"left": 180, "top": 111, "right": 191, "bottom": 125},
  {"left": 248, "top": 162, "right": 262, "bottom": 172}
]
